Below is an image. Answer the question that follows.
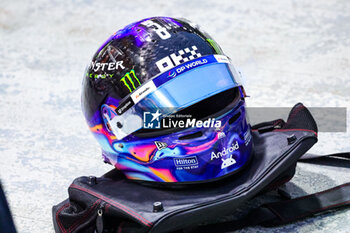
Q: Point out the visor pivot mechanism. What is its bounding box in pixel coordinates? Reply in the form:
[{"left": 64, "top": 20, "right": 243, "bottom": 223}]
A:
[{"left": 116, "top": 122, "right": 123, "bottom": 128}]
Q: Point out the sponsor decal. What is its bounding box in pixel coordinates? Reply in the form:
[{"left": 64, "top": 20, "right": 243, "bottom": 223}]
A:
[
  {"left": 154, "top": 141, "right": 168, "bottom": 150},
  {"left": 174, "top": 156, "right": 199, "bottom": 170},
  {"left": 168, "top": 71, "right": 177, "bottom": 78},
  {"left": 156, "top": 45, "right": 202, "bottom": 73},
  {"left": 213, "top": 54, "right": 230, "bottom": 63},
  {"left": 141, "top": 20, "right": 171, "bottom": 40},
  {"left": 89, "top": 61, "right": 125, "bottom": 72},
  {"left": 130, "top": 81, "right": 157, "bottom": 103},
  {"left": 206, "top": 38, "right": 223, "bottom": 54},
  {"left": 120, "top": 69, "right": 141, "bottom": 93},
  {"left": 86, "top": 72, "right": 114, "bottom": 79},
  {"left": 174, "top": 156, "right": 198, "bottom": 166},
  {"left": 173, "top": 58, "right": 208, "bottom": 76},
  {"left": 153, "top": 54, "right": 232, "bottom": 89},
  {"left": 116, "top": 98, "right": 133, "bottom": 115},
  {"left": 143, "top": 110, "right": 161, "bottom": 129},
  {"left": 211, "top": 141, "right": 239, "bottom": 160},
  {"left": 221, "top": 154, "right": 236, "bottom": 169},
  {"left": 244, "top": 130, "right": 252, "bottom": 146}
]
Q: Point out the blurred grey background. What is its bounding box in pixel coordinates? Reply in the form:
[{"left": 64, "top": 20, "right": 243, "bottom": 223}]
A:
[{"left": 0, "top": 0, "right": 349, "bottom": 232}]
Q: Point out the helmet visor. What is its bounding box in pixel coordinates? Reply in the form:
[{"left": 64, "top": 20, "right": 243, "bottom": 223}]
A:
[{"left": 103, "top": 55, "right": 242, "bottom": 139}]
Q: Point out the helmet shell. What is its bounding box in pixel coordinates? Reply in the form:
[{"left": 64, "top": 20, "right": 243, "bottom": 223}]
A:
[{"left": 82, "top": 17, "right": 252, "bottom": 183}]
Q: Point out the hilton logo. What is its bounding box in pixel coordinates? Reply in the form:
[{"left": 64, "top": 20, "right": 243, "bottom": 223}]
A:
[{"left": 173, "top": 156, "right": 198, "bottom": 167}]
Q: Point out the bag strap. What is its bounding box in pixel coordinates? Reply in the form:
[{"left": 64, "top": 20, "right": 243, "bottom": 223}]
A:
[
  {"left": 185, "top": 182, "right": 350, "bottom": 233},
  {"left": 300, "top": 152, "right": 350, "bottom": 160},
  {"left": 184, "top": 153, "right": 350, "bottom": 233}
]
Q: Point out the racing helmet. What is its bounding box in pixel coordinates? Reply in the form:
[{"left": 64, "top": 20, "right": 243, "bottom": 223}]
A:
[{"left": 81, "top": 17, "right": 253, "bottom": 184}]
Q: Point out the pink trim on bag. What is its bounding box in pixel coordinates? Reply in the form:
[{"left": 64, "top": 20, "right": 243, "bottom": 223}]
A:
[
  {"left": 56, "top": 200, "right": 101, "bottom": 233},
  {"left": 56, "top": 203, "right": 70, "bottom": 233},
  {"left": 70, "top": 184, "right": 152, "bottom": 227}
]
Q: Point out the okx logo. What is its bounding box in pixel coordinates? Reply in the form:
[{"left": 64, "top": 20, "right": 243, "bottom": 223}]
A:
[
  {"left": 120, "top": 69, "right": 141, "bottom": 93},
  {"left": 143, "top": 110, "right": 161, "bottom": 129}
]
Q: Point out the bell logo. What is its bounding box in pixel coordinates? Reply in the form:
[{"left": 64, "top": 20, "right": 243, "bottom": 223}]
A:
[{"left": 154, "top": 141, "right": 167, "bottom": 150}]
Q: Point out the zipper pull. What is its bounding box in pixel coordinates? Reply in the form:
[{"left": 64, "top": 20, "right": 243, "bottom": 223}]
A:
[{"left": 96, "top": 208, "right": 104, "bottom": 233}]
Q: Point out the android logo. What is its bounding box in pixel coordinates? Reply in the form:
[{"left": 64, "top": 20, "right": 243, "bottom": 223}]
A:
[{"left": 221, "top": 154, "right": 236, "bottom": 169}]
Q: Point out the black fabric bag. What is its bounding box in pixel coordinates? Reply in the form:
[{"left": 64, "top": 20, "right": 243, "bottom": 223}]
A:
[
  {"left": 52, "top": 104, "right": 350, "bottom": 233},
  {"left": 0, "top": 182, "right": 17, "bottom": 233}
]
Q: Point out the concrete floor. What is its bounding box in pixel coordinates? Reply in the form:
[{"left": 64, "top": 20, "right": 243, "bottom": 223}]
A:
[{"left": 0, "top": 0, "right": 349, "bottom": 232}]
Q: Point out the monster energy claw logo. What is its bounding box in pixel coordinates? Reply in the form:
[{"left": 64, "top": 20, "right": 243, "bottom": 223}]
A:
[
  {"left": 206, "top": 39, "right": 223, "bottom": 54},
  {"left": 120, "top": 69, "right": 141, "bottom": 92}
]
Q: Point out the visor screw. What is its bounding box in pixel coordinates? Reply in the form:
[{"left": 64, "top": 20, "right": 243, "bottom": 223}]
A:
[
  {"left": 153, "top": 201, "right": 164, "bottom": 212},
  {"left": 116, "top": 122, "right": 123, "bottom": 128},
  {"left": 118, "top": 143, "right": 123, "bottom": 148},
  {"left": 88, "top": 176, "right": 97, "bottom": 185},
  {"left": 287, "top": 134, "right": 297, "bottom": 145}
]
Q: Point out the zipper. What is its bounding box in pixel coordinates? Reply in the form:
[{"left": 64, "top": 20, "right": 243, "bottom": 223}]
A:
[{"left": 96, "top": 203, "right": 105, "bottom": 233}]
